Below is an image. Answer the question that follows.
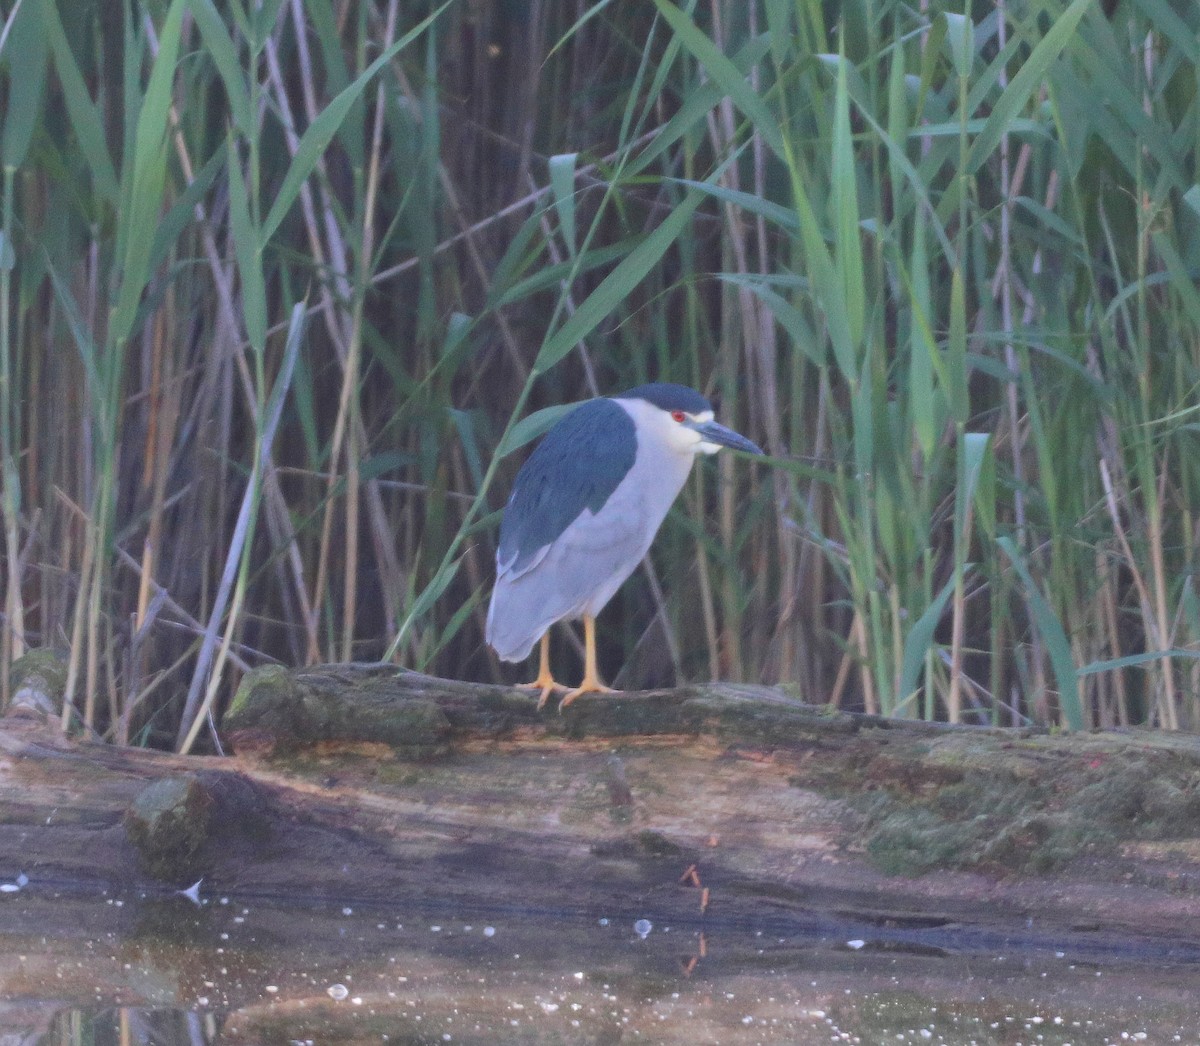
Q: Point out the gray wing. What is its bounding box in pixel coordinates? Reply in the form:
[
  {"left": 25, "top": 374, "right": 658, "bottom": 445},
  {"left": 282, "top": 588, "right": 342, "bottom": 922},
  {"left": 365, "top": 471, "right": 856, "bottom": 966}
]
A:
[
  {"left": 487, "top": 498, "right": 649, "bottom": 662},
  {"left": 495, "top": 398, "right": 636, "bottom": 579},
  {"left": 487, "top": 398, "right": 638, "bottom": 661}
]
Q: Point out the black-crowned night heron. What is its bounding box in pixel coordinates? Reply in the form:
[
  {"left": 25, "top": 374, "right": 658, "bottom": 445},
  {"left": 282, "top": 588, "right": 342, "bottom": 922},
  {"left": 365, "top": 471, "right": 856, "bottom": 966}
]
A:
[{"left": 486, "top": 382, "right": 764, "bottom": 709}]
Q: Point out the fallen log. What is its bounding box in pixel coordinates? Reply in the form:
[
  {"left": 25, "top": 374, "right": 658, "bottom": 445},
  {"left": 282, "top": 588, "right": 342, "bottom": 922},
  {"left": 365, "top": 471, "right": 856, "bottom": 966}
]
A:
[{"left": 3, "top": 656, "right": 1200, "bottom": 959}]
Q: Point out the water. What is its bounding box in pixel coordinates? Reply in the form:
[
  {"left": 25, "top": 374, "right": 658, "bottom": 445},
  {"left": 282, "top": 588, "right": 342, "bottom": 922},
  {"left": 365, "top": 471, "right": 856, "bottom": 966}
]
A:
[{"left": 5, "top": 879, "right": 1198, "bottom": 1045}]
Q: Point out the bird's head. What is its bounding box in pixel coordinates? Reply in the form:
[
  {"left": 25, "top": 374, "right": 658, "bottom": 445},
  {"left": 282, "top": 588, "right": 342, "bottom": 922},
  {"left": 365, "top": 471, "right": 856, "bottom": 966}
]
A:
[{"left": 615, "top": 383, "right": 765, "bottom": 458}]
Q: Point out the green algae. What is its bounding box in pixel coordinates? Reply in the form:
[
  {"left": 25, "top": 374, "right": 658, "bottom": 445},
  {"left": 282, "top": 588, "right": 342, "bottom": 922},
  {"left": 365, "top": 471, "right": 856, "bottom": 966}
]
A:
[{"left": 847, "top": 737, "right": 1200, "bottom": 876}]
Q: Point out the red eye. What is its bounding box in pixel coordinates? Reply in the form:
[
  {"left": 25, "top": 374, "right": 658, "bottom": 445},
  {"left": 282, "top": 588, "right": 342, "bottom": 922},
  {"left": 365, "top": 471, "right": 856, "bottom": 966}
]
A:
[{"left": 671, "top": 410, "right": 686, "bottom": 423}]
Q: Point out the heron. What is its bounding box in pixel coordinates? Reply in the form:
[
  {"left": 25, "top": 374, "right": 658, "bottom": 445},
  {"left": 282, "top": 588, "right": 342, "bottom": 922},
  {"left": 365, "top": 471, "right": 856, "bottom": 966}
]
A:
[{"left": 486, "top": 382, "right": 764, "bottom": 709}]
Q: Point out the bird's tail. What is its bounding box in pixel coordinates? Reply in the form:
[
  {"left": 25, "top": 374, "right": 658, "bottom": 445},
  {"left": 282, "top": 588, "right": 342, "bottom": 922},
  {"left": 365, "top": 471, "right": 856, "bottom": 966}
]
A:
[{"left": 485, "top": 578, "right": 543, "bottom": 663}]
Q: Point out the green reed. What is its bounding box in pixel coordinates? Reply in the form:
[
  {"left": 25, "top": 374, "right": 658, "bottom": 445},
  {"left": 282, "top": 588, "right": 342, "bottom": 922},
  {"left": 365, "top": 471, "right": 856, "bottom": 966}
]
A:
[{"left": 1, "top": 0, "right": 1200, "bottom": 748}]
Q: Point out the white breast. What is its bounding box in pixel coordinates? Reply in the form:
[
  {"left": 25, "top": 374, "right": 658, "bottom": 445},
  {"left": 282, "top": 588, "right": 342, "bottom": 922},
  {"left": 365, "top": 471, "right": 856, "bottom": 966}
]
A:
[{"left": 574, "top": 397, "right": 696, "bottom": 616}]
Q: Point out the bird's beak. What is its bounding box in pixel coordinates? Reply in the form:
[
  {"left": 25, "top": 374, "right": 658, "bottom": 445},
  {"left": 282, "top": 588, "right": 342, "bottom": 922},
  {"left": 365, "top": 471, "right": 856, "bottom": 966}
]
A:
[{"left": 686, "top": 419, "right": 765, "bottom": 456}]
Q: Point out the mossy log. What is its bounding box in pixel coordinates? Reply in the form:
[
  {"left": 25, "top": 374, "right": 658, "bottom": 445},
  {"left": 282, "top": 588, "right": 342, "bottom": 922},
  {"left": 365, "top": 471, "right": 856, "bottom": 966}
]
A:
[{"left": 4, "top": 659, "right": 1200, "bottom": 961}]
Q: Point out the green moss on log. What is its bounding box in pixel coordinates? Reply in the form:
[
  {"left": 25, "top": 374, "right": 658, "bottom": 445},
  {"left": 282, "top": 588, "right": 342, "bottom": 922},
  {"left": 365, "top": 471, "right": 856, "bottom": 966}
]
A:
[
  {"left": 850, "top": 735, "right": 1200, "bottom": 875},
  {"left": 224, "top": 664, "right": 895, "bottom": 758},
  {"left": 226, "top": 664, "right": 452, "bottom": 756},
  {"left": 7, "top": 649, "right": 69, "bottom": 718}
]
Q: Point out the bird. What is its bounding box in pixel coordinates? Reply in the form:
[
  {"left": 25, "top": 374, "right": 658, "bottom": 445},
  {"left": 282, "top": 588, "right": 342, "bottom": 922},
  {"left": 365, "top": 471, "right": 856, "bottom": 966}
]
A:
[{"left": 486, "top": 382, "right": 764, "bottom": 709}]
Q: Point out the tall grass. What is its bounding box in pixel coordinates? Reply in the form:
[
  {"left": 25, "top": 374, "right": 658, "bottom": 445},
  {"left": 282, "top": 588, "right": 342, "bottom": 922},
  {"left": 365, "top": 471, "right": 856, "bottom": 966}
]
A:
[{"left": 1, "top": 0, "right": 1199, "bottom": 748}]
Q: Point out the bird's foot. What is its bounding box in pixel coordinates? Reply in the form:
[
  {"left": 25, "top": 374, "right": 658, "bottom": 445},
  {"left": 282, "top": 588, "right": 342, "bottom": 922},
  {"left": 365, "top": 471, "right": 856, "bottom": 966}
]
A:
[
  {"left": 559, "top": 676, "right": 618, "bottom": 710},
  {"left": 516, "top": 673, "right": 568, "bottom": 711}
]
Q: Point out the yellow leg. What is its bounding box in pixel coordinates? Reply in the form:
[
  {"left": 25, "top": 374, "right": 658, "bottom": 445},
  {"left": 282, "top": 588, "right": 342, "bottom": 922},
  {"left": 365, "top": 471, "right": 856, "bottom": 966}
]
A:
[
  {"left": 515, "top": 633, "right": 566, "bottom": 710},
  {"left": 560, "top": 614, "right": 618, "bottom": 708}
]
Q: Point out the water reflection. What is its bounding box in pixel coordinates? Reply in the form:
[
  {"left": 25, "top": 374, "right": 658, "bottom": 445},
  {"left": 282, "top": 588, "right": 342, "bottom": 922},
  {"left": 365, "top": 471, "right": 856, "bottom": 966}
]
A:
[
  {"left": 41, "top": 1008, "right": 218, "bottom": 1046},
  {"left": 6, "top": 885, "right": 1198, "bottom": 1045}
]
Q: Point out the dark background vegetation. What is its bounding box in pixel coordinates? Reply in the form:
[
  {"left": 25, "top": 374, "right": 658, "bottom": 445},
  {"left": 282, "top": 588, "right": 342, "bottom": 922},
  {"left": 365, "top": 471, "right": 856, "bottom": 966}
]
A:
[{"left": 2, "top": 0, "right": 1200, "bottom": 750}]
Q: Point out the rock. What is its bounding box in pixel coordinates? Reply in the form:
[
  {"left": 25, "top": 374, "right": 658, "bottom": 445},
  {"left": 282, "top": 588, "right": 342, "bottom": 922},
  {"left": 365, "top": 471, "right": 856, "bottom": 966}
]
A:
[
  {"left": 123, "top": 776, "right": 213, "bottom": 882},
  {"left": 123, "top": 770, "right": 272, "bottom": 883}
]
